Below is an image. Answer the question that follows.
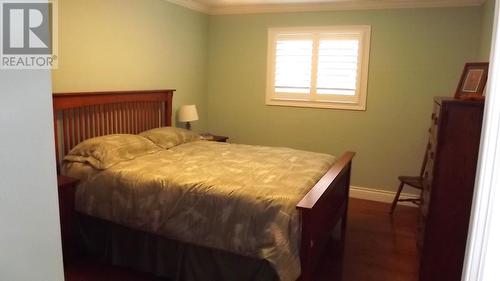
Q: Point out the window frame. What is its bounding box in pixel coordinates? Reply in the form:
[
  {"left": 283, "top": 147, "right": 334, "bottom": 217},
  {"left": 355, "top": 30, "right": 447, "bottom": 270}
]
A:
[{"left": 266, "top": 26, "right": 372, "bottom": 111}]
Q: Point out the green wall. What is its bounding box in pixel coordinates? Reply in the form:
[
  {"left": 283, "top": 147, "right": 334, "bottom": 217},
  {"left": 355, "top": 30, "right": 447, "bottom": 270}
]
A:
[
  {"left": 479, "top": 0, "right": 496, "bottom": 60},
  {"left": 52, "top": 0, "right": 209, "bottom": 130},
  {"left": 52, "top": 1, "right": 494, "bottom": 193},
  {"left": 206, "top": 7, "right": 482, "bottom": 191}
]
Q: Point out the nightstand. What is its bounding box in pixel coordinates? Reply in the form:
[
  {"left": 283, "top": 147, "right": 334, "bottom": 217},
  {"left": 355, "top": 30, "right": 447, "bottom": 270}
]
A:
[
  {"left": 57, "top": 175, "right": 79, "bottom": 263},
  {"left": 201, "top": 133, "right": 229, "bottom": 143}
]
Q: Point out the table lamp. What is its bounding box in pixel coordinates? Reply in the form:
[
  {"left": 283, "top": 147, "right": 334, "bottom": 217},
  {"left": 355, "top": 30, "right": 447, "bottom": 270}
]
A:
[{"left": 178, "top": 104, "right": 198, "bottom": 130}]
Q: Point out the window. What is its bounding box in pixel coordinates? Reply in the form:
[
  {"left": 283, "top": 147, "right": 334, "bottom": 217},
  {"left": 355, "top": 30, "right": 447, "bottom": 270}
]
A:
[{"left": 266, "top": 26, "right": 371, "bottom": 110}]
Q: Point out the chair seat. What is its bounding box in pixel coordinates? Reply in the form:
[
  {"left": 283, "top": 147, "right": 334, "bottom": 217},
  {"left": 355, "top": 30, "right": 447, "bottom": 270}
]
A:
[
  {"left": 398, "top": 176, "right": 424, "bottom": 189},
  {"left": 392, "top": 149, "right": 428, "bottom": 214}
]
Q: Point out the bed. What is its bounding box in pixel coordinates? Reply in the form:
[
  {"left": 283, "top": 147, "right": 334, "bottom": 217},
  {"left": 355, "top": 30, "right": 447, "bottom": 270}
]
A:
[{"left": 53, "top": 89, "right": 355, "bottom": 281}]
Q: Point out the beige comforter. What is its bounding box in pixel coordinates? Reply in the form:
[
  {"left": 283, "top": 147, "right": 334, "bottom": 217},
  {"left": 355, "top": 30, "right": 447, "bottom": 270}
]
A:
[{"left": 63, "top": 141, "right": 336, "bottom": 281}]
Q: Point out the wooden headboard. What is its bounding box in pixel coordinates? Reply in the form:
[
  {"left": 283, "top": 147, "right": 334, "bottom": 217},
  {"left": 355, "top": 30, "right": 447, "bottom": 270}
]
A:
[{"left": 53, "top": 89, "right": 175, "bottom": 164}]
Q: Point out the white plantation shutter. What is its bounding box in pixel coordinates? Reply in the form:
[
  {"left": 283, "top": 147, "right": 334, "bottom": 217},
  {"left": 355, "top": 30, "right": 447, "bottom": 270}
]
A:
[
  {"left": 267, "top": 26, "right": 371, "bottom": 110},
  {"left": 274, "top": 37, "right": 313, "bottom": 94},
  {"left": 316, "top": 38, "right": 359, "bottom": 96}
]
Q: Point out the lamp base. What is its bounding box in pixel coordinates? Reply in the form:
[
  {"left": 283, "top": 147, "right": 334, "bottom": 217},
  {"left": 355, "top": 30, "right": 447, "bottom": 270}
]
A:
[{"left": 185, "top": 122, "right": 191, "bottom": 130}]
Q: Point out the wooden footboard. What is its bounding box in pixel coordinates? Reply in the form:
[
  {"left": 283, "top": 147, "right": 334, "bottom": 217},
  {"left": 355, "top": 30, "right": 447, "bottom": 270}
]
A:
[{"left": 297, "top": 152, "right": 355, "bottom": 281}]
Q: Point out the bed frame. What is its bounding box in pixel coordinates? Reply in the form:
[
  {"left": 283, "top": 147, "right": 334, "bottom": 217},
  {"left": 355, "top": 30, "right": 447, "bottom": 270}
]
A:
[{"left": 52, "top": 89, "right": 355, "bottom": 281}]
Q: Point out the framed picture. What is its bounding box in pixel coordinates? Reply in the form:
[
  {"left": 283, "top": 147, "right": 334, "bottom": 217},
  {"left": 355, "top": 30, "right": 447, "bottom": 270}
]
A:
[{"left": 455, "top": 62, "right": 489, "bottom": 100}]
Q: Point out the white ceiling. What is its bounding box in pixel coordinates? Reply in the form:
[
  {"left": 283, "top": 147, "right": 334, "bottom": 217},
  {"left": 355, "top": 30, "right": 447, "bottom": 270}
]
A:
[{"left": 167, "top": 0, "right": 486, "bottom": 14}]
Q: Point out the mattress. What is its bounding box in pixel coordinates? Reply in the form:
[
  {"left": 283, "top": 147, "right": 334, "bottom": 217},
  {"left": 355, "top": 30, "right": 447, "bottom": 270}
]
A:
[{"left": 62, "top": 140, "right": 336, "bottom": 281}]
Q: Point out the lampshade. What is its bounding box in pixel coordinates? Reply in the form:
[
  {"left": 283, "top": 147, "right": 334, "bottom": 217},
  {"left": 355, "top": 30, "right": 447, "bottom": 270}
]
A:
[{"left": 178, "top": 105, "right": 199, "bottom": 122}]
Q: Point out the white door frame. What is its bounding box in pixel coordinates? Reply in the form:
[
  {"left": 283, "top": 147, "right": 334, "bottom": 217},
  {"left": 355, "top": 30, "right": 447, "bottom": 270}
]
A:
[{"left": 462, "top": 1, "right": 500, "bottom": 280}]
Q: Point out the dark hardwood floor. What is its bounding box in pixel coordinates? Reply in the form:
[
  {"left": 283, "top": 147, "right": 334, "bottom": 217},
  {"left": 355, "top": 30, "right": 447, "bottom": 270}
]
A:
[
  {"left": 65, "top": 199, "right": 419, "bottom": 281},
  {"left": 319, "top": 199, "right": 419, "bottom": 281}
]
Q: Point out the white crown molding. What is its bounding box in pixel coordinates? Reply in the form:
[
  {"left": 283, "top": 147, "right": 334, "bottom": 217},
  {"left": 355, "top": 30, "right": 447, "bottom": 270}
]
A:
[
  {"left": 210, "top": 0, "right": 484, "bottom": 15},
  {"left": 166, "top": 0, "right": 485, "bottom": 15},
  {"left": 164, "top": 0, "right": 210, "bottom": 13}
]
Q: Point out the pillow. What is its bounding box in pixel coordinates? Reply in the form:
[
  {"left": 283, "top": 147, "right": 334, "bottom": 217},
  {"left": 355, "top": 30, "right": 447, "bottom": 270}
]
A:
[
  {"left": 139, "top": 127, "right": 201, "bottom": 149},
  {"left": 64, "top": 134, "right": 161, "bottom": 170}
]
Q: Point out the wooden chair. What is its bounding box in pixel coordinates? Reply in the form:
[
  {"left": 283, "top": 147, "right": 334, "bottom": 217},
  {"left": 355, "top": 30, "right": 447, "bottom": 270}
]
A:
[{"left": 390, "top": 147, "right": 428, "bottom": 214}]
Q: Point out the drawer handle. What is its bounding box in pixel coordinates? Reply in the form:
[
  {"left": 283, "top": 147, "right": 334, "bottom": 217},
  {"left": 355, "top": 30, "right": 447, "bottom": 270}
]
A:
[
  {"left": 430, "top": 152, "right": 435, "bottom": 159},
  {"left": 431, "top": 113, "right": 436, "bottom": 120}
]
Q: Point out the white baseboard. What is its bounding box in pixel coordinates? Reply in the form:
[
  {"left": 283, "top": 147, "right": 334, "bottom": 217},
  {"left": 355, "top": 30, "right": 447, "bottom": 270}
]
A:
[{"left": 349, "top": 186, "right": 419, "bottom": 208}]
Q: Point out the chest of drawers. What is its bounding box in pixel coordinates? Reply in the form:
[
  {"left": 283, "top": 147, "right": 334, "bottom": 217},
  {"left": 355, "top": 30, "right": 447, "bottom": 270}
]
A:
[{"left": 418, "top": 97, "right": 484, "bottom": 281}]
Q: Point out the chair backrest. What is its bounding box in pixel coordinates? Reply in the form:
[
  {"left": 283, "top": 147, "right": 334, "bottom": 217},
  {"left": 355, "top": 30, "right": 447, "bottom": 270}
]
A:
[{"left": 419, "top": 143, "right": 430, "bottom": 177}]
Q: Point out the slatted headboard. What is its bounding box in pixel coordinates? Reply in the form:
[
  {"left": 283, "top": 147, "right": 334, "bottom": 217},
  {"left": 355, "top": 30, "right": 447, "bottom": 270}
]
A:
[{"left": 52, "top": 89, "right": 175, "bottom": 164}]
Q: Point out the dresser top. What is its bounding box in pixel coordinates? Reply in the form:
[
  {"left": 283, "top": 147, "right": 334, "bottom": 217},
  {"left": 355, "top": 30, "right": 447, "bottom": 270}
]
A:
[{"left": 435, "top": 97, "right": 485, "bottom": 106}]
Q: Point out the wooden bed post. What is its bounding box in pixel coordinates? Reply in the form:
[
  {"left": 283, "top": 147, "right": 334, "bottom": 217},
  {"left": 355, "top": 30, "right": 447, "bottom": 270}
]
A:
[
  {"left": 53, "top": 109, "right": 60, "bottom": 166},
  {"left": 164, "top": 91, "right": 173, "bottom": 127},
  {"left": 341, "top": 163, "right": 352, "bottom": 247},
  {"left": 296, "top": 152, "right": 355, "bottom": 281},
  {"left": 299, "top": 209, "right": 315, "bottom": 281}
]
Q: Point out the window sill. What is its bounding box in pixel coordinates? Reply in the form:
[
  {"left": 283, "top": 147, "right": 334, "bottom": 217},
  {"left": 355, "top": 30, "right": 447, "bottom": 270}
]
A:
[{"left": 266, "top": 98, "right": 366, "bottom": 111}]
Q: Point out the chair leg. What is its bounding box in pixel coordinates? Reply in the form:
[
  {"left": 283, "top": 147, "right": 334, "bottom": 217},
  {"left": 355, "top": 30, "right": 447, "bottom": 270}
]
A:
[{"left": 390, "top": 182, "right": 405, "bottom": 214}]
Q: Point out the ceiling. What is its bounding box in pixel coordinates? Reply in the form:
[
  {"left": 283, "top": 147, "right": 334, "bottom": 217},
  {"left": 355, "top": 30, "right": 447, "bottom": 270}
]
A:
[{"left": 166, "top": 0, "right": 486, "bottom": 14}]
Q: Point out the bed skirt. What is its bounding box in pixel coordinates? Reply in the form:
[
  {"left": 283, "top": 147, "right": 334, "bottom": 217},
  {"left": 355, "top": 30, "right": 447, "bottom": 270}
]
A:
[{"left": 77, "top": 214, "right": 279, "bottom": 281}]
